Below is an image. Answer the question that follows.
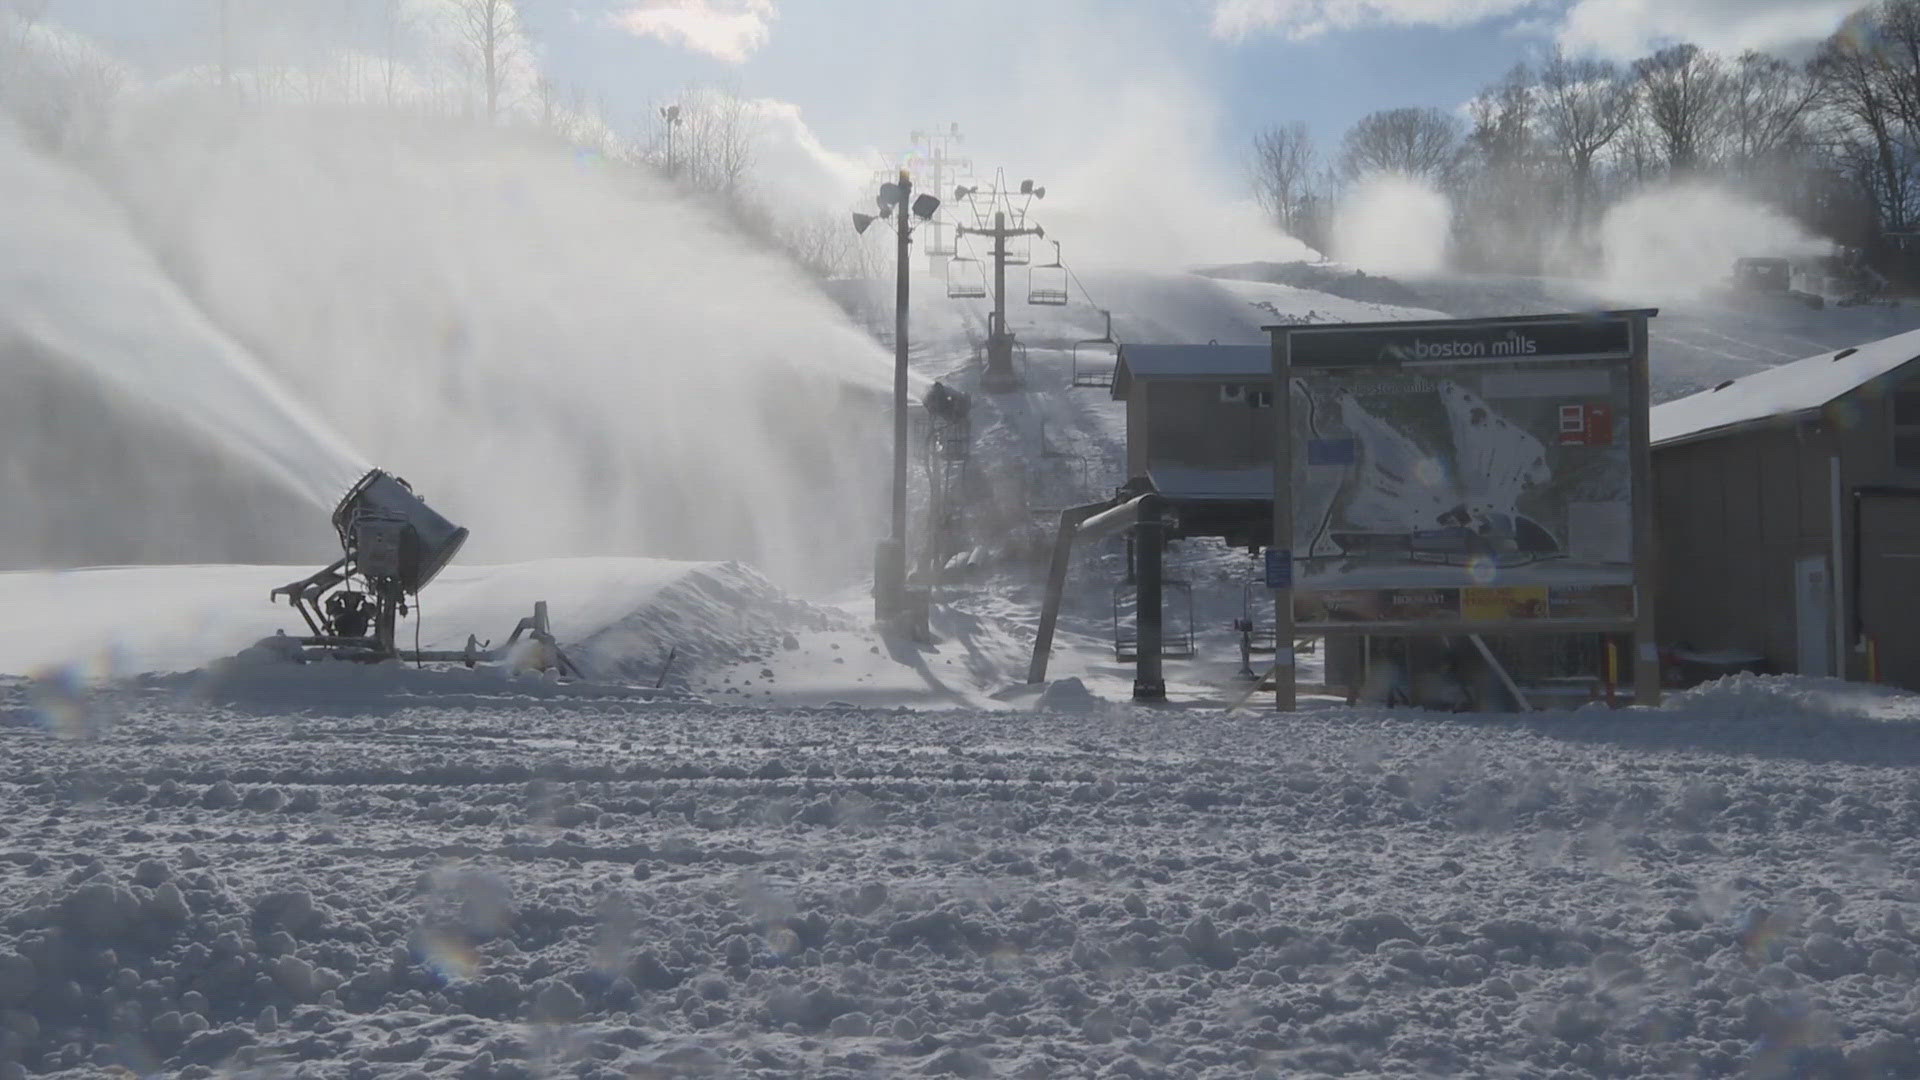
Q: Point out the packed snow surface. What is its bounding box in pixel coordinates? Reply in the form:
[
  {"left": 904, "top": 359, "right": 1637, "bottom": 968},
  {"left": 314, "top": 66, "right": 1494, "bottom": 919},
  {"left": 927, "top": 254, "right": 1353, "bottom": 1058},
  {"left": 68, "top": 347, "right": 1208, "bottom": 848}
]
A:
[{"left": 4, "top": 675, "right": 1920, "bottom": 1077}]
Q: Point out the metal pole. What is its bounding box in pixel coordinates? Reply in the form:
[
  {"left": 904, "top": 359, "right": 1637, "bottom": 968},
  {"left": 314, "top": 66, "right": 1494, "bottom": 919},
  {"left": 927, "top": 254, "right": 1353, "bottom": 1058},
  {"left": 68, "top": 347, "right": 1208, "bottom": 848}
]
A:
[
  {"left": 891, "top": 168, "right": 912, "bottom": 618},
  {"left": 1134, "top": 495, "right": 1167, "bottom": 702},
  {"left": 1629, "top": 314, "right": 1661, "bottom": 705},
  {"left": 993, "top": 211, "right": 1007, "bottom": 347},
  {"left": 1270, "top": 329, "right": 1297, "bottom": 710}
]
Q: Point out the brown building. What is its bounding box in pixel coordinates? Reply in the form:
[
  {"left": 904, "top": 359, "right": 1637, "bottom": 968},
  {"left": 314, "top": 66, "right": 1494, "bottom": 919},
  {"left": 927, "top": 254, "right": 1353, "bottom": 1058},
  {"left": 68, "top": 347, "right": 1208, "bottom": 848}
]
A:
[
  {"left": 1110, "top": 343, "right": 1276, "bottom": 548},
  {"left": 1651, "top": 328, "right": 1920, "bottom": 689}
]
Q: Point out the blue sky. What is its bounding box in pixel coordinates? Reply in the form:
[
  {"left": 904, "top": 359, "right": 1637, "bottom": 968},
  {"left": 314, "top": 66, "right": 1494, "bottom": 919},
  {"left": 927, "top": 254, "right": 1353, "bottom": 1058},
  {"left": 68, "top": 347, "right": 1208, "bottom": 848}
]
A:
[{"left": 42, "top": 0, "right": 1864, "bottom": 184}]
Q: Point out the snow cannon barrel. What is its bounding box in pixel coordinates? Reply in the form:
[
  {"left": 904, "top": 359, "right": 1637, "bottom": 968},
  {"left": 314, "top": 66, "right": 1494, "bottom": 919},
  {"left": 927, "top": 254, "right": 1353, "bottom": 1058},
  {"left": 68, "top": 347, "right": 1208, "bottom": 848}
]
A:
[{"left": 330, "top": 468, "right": 468, "bottom": 594}]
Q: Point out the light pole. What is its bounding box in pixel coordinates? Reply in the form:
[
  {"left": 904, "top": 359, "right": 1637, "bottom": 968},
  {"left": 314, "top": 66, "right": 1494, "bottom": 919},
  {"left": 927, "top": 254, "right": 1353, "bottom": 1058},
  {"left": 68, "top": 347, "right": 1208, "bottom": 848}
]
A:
[
  {"left": 660, "top": 104, "right": 681, "bottom": 179},
  {"left": 853, "top": 172, "right": 940, "bottom": 627}
]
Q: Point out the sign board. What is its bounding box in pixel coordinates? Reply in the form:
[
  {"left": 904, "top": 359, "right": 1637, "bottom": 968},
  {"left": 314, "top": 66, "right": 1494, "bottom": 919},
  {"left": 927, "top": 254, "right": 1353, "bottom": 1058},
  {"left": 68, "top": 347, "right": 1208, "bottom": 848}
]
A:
[
  {"left": 1278, "top": 314, "right": 1644, "bottom": 631},
  {"left": 1287, "top": 317, "right": 1632, "bottom": 369},
  {"left": 1264, "top": 548, "right": 1291, "bottom": 589}
]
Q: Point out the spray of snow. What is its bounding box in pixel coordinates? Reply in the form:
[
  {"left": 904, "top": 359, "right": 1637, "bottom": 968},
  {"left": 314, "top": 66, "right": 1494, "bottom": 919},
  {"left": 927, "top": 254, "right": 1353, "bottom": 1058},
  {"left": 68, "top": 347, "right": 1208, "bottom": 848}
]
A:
[
  {"left": 1330, "top": 173, "right": 1452, "bottom": 277},
  {"left": 1598, "top": 182, "right": 1834, "bottom": 298},
  {"left": 0, "top": 120, "right": 368, "bottom": 509},
  {"left": 106, "top": 106, "right": 892, "bottom": 585}
]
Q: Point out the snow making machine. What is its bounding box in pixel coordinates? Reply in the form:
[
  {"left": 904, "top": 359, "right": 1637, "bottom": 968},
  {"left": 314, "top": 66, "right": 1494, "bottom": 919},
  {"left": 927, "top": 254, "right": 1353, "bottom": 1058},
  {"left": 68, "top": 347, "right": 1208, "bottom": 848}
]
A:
[{"left": 266, "top": 468, "right": 579, "bottom": 673}]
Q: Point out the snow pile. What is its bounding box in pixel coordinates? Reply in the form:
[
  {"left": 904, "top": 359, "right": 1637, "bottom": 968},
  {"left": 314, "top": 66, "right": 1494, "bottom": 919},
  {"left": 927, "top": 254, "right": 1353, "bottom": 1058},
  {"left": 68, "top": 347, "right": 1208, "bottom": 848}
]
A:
[
  {"left": 1034, "top": 677, "right": 1105, "bottom": 714},
  {"left": 0, "top": 558, "right": 844, "bottom": 693},
  {"left": 1657, "top": 673, "right": 1920, "bottom": 725}
]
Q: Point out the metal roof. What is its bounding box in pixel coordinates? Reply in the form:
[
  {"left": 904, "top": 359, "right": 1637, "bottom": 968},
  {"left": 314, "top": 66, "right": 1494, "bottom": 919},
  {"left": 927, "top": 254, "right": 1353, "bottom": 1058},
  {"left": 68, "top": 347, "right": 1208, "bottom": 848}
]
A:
[
  {"left": 1650, "top": 327, "right": 1920, "bottom": 448},
  {"left": 1112, "top": 344, "right": 1268, "bottom": 399},
  {"left": 1260, "top": 308, "right": 1659, "bottom": 333},
  {"left": 1146, "top": 466, "right": 1275, "bottom": 501}
]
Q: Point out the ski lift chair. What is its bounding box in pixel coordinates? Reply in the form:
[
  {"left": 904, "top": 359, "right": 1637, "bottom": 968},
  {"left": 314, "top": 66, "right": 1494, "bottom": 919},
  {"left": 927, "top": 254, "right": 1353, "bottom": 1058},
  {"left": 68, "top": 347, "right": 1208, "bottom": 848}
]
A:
[
  {"left": 1029, "top": 241, "right": 1069, "bottom": 306},
  {"left": 1113, "top": 580, "right": 1197, "bottom": 661},
  {"left": 1071, "top": 309, "right": 1120, "bottom": 388},
  {"left": 946, "top": 255, "right": 988, "bottom": 299}
]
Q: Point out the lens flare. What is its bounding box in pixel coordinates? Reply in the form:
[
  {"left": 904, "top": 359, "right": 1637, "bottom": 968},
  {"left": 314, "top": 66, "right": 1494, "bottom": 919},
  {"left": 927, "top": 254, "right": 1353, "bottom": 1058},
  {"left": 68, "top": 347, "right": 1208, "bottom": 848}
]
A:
[
  {"left": 415, "top": 928, "right": 482, "bottom": 982},
  {"left": 1467, "top": 555, "right": 1499, "bottom": 585},
  {"left": 27, "top": 664, "right": 100, "bottom": 740}
]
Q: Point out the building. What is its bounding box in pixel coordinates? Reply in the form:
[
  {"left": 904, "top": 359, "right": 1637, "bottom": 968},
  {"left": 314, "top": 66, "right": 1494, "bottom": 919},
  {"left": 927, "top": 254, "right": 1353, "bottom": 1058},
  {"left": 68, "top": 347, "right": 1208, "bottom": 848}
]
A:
[
  {"left": 1651, "top": 327, "right": 1920, "bottom": 689},
  {"left": 1110, "top": 343, "right": 1276, "bottom": 548}
]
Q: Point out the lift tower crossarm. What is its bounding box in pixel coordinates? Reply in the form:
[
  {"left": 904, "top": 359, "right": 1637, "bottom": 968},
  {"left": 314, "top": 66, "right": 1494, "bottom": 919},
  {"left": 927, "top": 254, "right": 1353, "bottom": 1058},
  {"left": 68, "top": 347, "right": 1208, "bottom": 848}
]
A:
[{"left": 957, "top": 214, "right": 1045, "bottom": 391}]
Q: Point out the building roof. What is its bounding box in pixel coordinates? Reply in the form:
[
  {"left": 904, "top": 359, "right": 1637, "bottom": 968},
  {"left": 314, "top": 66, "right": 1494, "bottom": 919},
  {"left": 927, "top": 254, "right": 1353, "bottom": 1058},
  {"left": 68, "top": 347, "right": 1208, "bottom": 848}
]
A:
[
  {"left": 1650, "top": 326, "right": 1920, "bottom": 448},
  {"left": 1112, "top": 344, "right": 1268, "bottom": 399},
  {"left": 1147, "top": 466, "right": 1274, "bottom": 501}
]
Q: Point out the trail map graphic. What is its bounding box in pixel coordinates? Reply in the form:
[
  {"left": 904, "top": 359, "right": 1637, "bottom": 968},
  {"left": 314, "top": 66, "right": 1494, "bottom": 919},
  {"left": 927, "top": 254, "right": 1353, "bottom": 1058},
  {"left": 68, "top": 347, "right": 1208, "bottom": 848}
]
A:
[{"left": 1290, "top": 359, "right": 1633, "bottom": 606}]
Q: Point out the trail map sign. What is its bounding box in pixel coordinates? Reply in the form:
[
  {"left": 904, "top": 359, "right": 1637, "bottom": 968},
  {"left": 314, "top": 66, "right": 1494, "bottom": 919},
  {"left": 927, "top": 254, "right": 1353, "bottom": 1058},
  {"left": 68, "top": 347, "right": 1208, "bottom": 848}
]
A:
[{"left": 1267, "top": 312, "right": 1656, "bottom": 644}]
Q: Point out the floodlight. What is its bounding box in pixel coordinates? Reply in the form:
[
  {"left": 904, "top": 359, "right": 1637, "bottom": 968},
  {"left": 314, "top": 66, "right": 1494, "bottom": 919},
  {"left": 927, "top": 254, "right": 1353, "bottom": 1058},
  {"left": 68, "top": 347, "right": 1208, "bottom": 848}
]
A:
[
  {"left": 912, "top": 193, "right": 941, "bottom": 220},
  {"left": 877, "top": 182, "right": 903, "bottom": 213},
  {"left": 954, "top": 185, "right": 974, "bottom": 201},
  {"left": 661, "top": 105, "right": 680, "bottom": 124},
  {"left": 852, "top": 211, "right": 877, "bottom": 234},
  {"left": 1020, "top": 179, "right": 1034, "bottom": 194}
]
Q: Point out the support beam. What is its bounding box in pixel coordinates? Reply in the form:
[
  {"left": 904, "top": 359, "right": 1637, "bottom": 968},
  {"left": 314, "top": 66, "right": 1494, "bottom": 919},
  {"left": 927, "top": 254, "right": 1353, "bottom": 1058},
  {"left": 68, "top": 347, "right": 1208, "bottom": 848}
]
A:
[
  {"left": 1134, "top": 494, "right": 1167, "bottom": 702},
  {"left": 1027, "top": 496, "right": 1124, "bottom": 684}
]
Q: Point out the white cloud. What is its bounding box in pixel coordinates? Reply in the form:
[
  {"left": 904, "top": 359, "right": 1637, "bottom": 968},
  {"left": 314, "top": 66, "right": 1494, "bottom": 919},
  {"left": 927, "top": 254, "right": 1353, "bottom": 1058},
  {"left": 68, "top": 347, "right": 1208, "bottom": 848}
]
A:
[
  {"left": 1209, "top": 0, "right": 1856, "bottom": 56},
  {"left": 1209, "top": 0, "right": 1539, "bottom": 41},
  {"left": 611, "top": 0, "right": 776, "bottom": 63},
  {"left": 1555, "top": 0, "right": 1860, "bottom": 59}
]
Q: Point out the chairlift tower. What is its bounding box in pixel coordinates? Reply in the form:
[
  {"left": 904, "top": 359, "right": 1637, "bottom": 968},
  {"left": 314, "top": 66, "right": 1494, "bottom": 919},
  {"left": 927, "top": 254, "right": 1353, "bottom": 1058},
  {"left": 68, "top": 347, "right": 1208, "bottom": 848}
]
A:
[
  {"left": 909, "top": 125, "right": 969, "bottom": 273},
  {"left": 956, "top": 195, "right": 1045, "bottom": 393}
]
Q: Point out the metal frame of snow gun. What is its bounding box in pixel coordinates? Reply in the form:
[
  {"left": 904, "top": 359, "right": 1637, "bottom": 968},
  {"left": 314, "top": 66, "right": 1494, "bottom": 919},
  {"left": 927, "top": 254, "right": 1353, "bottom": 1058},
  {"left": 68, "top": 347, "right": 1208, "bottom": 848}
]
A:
[{"left": 266, "top": 468, "right": 580, "bottom": 676}]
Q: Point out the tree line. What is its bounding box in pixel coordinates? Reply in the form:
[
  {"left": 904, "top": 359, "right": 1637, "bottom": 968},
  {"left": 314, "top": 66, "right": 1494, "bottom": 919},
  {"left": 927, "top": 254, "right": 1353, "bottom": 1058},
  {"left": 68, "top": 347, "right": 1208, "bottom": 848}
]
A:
[{"left": 1249, "top": 1, "right": 1920, "bottom": 282}]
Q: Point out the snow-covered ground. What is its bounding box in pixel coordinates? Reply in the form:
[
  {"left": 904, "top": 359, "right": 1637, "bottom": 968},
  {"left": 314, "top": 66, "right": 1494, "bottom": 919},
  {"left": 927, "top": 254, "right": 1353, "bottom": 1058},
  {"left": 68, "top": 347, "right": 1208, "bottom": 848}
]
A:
[{"left": 7, "top": 674, "right": 1920, "bottom": 1078}]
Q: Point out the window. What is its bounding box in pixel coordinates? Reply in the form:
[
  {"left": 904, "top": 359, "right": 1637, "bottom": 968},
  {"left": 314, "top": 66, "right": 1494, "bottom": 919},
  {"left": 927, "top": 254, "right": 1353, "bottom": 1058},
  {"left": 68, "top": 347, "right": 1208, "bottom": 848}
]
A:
[
  {"left": 1218, "top": 384, "right": 1272, "bottom": 407},
  {"left": 1895, "top": 385, "right": 1920, "bottom": 471}
]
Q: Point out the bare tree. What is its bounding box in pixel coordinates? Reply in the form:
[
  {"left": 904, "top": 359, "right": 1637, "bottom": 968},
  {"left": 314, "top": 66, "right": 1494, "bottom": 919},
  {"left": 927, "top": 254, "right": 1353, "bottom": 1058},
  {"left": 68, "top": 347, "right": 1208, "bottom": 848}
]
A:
[
  {"left": 1338, "top": 106, "right": 1464, "bottom": 183},
  {"left": 452, "top": 0, "right": 521, "bottom": 123},
  {"left": 1538, "top": 51, "right": 1635, "bottom": 227},
  {"left": 1634, "top": 44, "right": 1727, "bottom": 172},
  {"left": 1814, "top": 16, "right": 1912, "bottom": 236},
  {"left": 4, "top": 0, "right": 51, "bottom": 27},
  {"left": 1466, "top": 64, "right": 1535, "bottom": 170},
  {"left": 1724, "top": 51, "right": 1819, "bottom": 167},
  {"left": 1248, "top": 122, "right": 1316, "bottom": 234}
]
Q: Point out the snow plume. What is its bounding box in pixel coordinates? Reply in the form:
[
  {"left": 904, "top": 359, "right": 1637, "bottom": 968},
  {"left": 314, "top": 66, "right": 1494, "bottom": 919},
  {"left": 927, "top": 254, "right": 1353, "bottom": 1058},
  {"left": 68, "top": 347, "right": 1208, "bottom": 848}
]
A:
[
  {"left": 1597, "top": 182, "right": 1833, "bottom": 299},
  {"left": 88, "top": 105, "right": 892, "bottom": 585},
  {"left": 0, "top": 38, "right": 892, "bottom": 585},
  {"left": 926, "top": 4, "right": 1318, "bottom": 273},
  {"left": 1330, "top": 172, "right": 1452, "bottom": 276}
]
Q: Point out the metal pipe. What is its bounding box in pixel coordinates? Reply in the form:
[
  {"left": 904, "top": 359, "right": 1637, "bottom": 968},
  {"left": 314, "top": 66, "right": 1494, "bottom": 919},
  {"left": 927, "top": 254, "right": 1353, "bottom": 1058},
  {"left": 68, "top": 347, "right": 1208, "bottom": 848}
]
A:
[{"left": 1077, "top": 494, "right": 1151, "bottom": 541}]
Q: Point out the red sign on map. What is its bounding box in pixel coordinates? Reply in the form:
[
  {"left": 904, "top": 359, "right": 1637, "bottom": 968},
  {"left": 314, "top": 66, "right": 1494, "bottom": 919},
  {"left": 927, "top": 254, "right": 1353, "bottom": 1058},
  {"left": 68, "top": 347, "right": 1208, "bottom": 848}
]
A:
[{"left": 1557, "top": 403, "right": 1614, "bottom": 446}]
